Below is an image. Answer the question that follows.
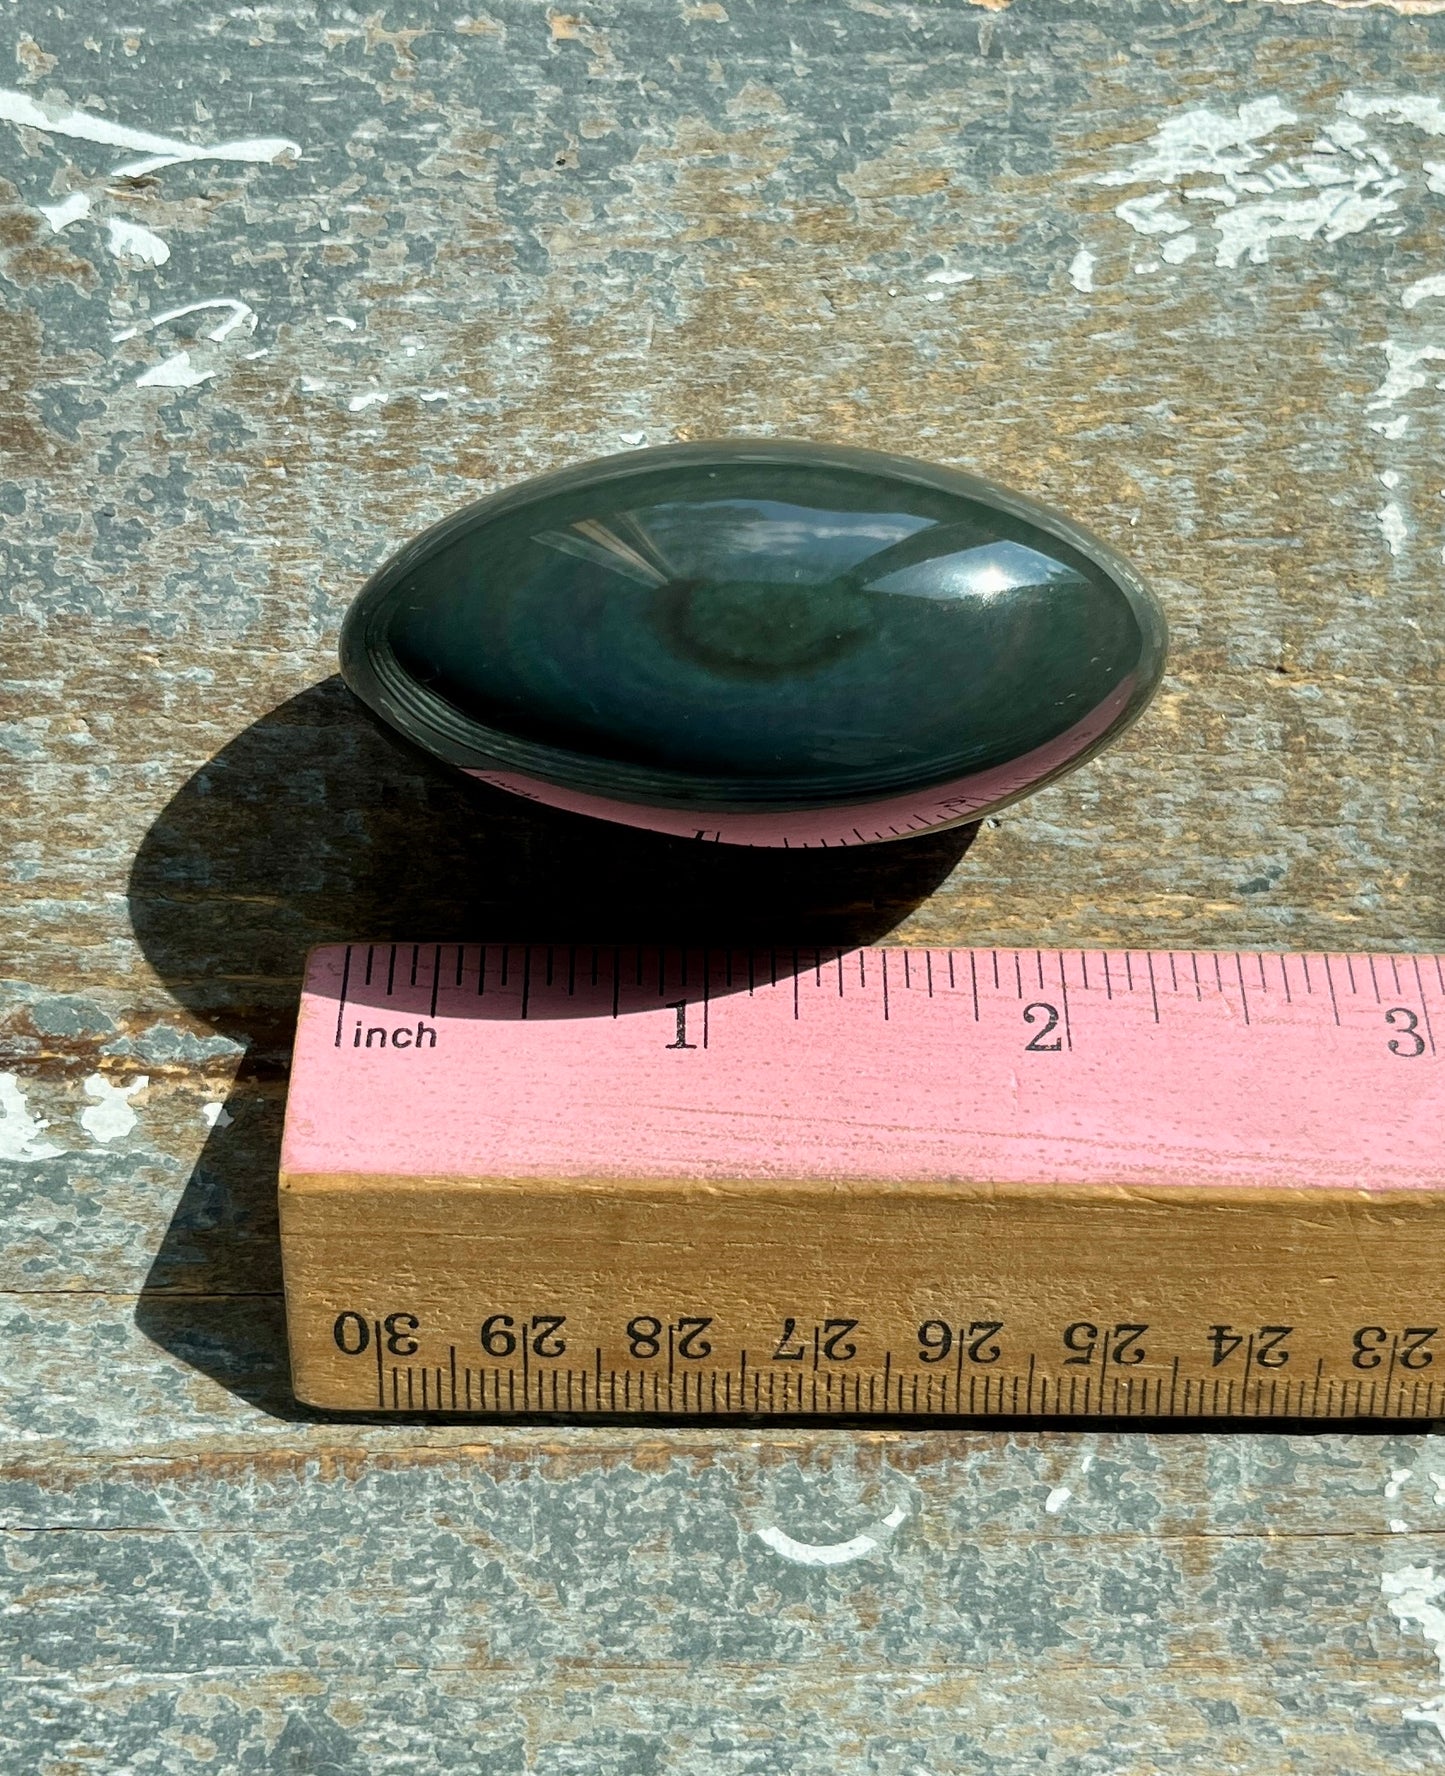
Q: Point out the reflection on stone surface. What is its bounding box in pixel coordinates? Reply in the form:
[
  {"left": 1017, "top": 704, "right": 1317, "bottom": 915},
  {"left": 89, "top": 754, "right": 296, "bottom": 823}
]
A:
[{"left": 341, "top": 441, "right": 1167, "bottom": 846}]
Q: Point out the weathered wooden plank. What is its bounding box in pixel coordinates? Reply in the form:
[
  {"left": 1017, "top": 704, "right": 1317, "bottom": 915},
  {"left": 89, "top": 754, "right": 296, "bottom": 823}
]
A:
[
  {"left": 4, "top": 0, "right": 1445, "bottom": 1765},
  {"left": 0, "top": 1663, "right": 1429, "bottom": 1773}
]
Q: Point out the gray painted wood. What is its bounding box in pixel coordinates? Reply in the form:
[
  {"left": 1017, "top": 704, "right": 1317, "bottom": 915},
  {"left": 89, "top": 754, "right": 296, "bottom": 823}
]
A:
[{"left": 4, "top": 1, "right": 1445, "bottom": 1767}]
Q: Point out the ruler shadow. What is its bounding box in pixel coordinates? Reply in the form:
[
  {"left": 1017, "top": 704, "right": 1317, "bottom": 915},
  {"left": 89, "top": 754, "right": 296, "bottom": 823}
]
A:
[{"left": 126, "top": 676, "right": 976, "bottom": 1418}]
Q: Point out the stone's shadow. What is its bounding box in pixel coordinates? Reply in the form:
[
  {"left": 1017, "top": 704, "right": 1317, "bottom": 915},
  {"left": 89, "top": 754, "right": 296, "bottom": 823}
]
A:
[{"left": 127, "top": 676, "right": 975, "bottom": 1415}]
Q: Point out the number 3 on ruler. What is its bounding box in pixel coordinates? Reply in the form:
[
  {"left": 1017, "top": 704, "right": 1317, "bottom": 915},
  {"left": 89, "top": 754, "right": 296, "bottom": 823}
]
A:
[
  {"left": 1023, "top": 1002, "right": 1063, "bottom": 1052},
  {"left": 1386, "top": 1007, "right": 1426, "bottom": 1058}
]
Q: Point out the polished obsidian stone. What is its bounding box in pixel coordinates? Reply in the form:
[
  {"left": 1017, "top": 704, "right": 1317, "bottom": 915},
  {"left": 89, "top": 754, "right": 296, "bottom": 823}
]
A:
[{"left": 340, "top": 441, "right": 1166, "bottom": 847}]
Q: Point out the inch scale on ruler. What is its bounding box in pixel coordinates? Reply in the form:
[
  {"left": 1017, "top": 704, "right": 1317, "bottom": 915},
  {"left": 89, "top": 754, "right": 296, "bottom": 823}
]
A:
[{"left": 280, "top": 943, "right": 1445, "bottom": 1421}]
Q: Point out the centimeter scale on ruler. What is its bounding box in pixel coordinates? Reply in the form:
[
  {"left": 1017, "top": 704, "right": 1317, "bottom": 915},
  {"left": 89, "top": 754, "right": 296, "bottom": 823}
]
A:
[
  {"left": 336, "top": 1316, "right": 1445, "bottom": 1422},
  {"left": 280, "top": 942, "right": 1445, "bottom": 1420}
]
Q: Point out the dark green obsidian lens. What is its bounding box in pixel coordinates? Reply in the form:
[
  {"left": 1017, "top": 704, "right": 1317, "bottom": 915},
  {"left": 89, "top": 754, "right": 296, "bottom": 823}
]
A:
[{"left": 340, "top": 440, "right": 1166, "bottom": 847}]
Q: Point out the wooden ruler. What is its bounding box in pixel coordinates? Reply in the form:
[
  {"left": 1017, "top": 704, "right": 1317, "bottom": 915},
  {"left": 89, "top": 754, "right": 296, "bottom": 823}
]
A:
[{"left": 280, "top": 943, "right": 1445, "bottom": 1419}]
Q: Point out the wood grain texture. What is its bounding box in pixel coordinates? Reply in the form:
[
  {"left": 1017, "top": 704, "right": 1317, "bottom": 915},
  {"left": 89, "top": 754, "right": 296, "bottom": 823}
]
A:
[{"left": 3, "top": 0, "right": 1445, "bottom": 1767}]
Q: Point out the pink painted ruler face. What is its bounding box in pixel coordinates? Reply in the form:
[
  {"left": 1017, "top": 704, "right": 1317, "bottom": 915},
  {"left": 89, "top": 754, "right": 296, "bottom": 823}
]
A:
[{"left": 281, "top": 945, "right": 1445, "bottom": 1192}]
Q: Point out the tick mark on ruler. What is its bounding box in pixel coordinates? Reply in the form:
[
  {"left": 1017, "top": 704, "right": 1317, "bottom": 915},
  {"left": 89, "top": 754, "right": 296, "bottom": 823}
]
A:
[
  {"left": 1411, "top": 956, "right": 1437, "bottom": 1054},
  {"left": 333, "top": 945, "right": 352, "bottom": 1048}
]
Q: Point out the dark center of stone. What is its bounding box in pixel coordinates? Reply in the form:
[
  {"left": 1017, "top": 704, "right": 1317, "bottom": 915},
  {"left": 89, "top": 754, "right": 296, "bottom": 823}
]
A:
[{"left": 649, "top": 577, "right": 876, "bottom": 681}]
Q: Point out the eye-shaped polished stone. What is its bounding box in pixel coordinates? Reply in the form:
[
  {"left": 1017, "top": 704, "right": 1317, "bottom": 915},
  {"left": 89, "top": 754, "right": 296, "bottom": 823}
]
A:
[{"left": 340, "top": 440, "right": 1166, "bottom": 847}]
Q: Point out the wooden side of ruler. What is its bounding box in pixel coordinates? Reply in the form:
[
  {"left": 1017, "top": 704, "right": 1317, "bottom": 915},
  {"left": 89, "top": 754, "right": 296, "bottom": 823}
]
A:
[{"left": 280, "top": 944, "right": 1445, "bottom": 1419}]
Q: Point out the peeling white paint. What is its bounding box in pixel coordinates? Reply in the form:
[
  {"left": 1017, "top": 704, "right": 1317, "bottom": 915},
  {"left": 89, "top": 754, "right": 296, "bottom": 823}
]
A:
[
  {"left": 1383, "top": 1564, "right": 1445, "bottom": 1741},
  {"left": 201, "top": 1101, "right": 233, "bottom": 1129},
  {"left": 1369, "top": 340, "right": 1445, "bottom": 411},
  {"left": 923, "top": 267, "right": 973, "bottom": 285},
  {"left": 1209, "top": 167, "right": 1401, "bottom": 268},
  {"left": 1371, "top": 412, "right": 1411, "bottom": 438},
  {"left": 0, "top": 1072, "right": 62, "bottom": 1162},
  {"left": 326, "top": 313, "right": 359, "bottom": 330},
  {"left": 618, "top": 429, "right": 646, "bottom": 445},
  {"left": 1044, "top": 1486, "right": 1072, "bottom": 1515},
  {"left": 1379, "top": 501, "right": 1408, "bottom": 555},
  {"left": 0, "top": 87, "right": 300, "bottom": 177},
  {"left": 1403, "top": 272, "right": 1445, "bottom": 309},
  {"left": 1162, "top": 231, "right": 1198, "bottom": 263},
  {"left": 1115, "top": 191, "right": 1191, "bottom": 236},
  {"left": 1387, "top": 1468, "right": 1415, "bottom": 1501},
  {"left": 756, "top": 1502, "right": 908, "bottom": 1567},
  {"left": 135, "top": 351, "right": 213, "bottom": 389},
  {"left": 113, "top": 298, "right": 257, "bottom": 345},
  {"left": 38, "top": 190, "right": 91, "bottom": 231},
  {"left": 1097, "top": 95, "right": 1298, "bottom": 190},
  {"left": 116, "top": 300, "right": 260, "bottom": 389},
  {"left": 79, "top": 1073, "right": 146, "bottom": 1144},
  {"left": 1392, "top": 1517, "right": 1413, "bottom": 1533},
  {"left": 1068, "top": 247, "right": 1095, "bottom": 292},
  {"left": 1098, "top": 94, "right": 1406, "bottom": 268},
  {"left": 1430, "top": 1473, "right": 1445, "bottom": 1506},
  {"left": 348, "top": 390, "right": 390, "bottom": 412},
  {"left": 1343, "top": 91, "right": 1445, "bottom": 138},
  {"left": 106, "top": 216, "right": 170, "bottom": 266}
]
